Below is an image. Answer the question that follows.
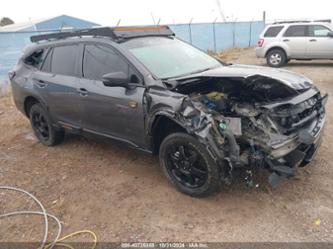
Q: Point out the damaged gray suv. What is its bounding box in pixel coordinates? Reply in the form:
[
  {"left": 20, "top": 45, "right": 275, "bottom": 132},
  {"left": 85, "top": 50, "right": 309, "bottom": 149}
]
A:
[{"left": 10, "top": 26, "right": 327, "bottom": 197}]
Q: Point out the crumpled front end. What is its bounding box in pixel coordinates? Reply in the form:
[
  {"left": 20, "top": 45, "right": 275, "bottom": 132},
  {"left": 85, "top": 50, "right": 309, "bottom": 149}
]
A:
[{"left": 169, "top": 74, "right": 328, "bottom": 188}]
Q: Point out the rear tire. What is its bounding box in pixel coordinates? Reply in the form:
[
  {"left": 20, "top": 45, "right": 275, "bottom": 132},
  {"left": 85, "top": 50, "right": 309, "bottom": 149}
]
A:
[
  {"left": 29, "top": 103, "right": 65, "bottom": 146},
  {"left": 159, "top": 132, "right": 220, "bottom": 197},
  {"left": 266, "top": 49, "right": 287, "bottom": 67}
]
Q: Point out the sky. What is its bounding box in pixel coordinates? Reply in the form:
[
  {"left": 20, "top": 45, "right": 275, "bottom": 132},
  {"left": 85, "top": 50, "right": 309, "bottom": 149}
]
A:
[{"left": 1, "top": 0, "right": 332, "bottom": 26}]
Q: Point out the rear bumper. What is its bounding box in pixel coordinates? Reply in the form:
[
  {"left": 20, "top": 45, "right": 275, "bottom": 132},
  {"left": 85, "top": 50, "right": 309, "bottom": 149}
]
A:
[{"left": 255, "top": 47, "right": 266, "bottom": 58}]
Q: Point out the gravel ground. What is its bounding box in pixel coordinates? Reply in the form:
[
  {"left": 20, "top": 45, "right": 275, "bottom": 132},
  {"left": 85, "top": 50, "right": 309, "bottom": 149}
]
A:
[{"left": 0, "top": 48, "right": 332, "bottom": 243}]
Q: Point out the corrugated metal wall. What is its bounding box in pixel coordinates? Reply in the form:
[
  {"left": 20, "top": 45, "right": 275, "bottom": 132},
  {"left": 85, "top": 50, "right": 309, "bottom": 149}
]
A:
[
  {"left": 0, "top": 20, "right": 265, "bottom": 87},
  {"left": 169, "top": 21, "right": 265, "bottom": 51}
]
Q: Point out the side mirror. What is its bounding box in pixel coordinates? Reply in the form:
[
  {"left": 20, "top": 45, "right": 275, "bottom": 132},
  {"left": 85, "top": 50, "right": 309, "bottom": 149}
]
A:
[
  {"left": 327, "top": 31, "right": 333, "bottom": 38},
  {"left": 102, "top": 72, "right": 129, "bottom": 87}
]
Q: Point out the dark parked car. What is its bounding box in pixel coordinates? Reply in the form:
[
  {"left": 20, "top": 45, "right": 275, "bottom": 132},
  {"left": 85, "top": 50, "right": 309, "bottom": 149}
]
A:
[{"left": 10, "top": 26, "right": 327, "bottom": 197}]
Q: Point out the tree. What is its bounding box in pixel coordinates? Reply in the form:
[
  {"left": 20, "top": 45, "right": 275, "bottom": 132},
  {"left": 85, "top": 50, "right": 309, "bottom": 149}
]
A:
[{"left": 0, "top": 17, "right": 14, "bottom": 27}]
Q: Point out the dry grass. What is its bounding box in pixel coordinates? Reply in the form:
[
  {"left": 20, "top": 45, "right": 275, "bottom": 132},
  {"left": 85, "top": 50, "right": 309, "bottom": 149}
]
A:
[
  {"left": 209, "top": 47, "right": 253, "bottom": 61},
  {"left": 0, "top": 88, "right": 13, "bottom": 107}
]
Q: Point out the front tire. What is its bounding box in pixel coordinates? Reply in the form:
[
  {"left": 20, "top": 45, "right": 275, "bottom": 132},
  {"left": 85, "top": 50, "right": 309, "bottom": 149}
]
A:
[
  {"left": 29, "top": 103, "right": 65, "bottom": 146},
  {"left": 266, "top": 49, "right": 287, "bottom": 67},
  {"left": 159, "top": 133, "right": 220, "bottom": 197}
]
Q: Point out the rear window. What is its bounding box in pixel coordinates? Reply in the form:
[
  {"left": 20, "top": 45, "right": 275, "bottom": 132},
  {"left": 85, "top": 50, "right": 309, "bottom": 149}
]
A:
[
  {"left": 51, "top": 45, "right": 78, "bottom": 76},
  {"left": 284, "top": 25, "right": 307, "bottom": 37},
  {"left": 264, "top": 26, "right": 284, "bottom": 37}
]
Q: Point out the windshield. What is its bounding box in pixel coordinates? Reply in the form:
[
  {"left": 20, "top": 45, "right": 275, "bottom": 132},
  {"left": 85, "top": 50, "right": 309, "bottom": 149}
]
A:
[{"left": 122, "top": 37, "right": 221, "bottom": 79}]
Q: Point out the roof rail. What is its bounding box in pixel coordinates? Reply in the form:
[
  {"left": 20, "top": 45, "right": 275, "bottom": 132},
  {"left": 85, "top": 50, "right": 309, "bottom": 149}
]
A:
[
  {"left": 272, "top": 19, "right": 332, "bottom": 25},
  {"left": 273, "top": 20, "right": 310, "bottom": 24},
  {"left": 313, "top": 19, "right": 331, "bottom": 23},
  {"left": 30, "top": 26, "right": 175, "bottom": 43}
]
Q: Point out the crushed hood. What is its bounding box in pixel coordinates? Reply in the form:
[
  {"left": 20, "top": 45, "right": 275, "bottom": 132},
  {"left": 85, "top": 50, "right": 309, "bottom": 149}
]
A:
[{"left": 175, "top": 64, "right": 313, "bottom": 91}]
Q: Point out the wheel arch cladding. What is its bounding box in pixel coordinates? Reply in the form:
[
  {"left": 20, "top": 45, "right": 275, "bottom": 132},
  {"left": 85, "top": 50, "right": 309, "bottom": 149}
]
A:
[{"left": 150, "top": 114, "right": 187, "bottom": 154}]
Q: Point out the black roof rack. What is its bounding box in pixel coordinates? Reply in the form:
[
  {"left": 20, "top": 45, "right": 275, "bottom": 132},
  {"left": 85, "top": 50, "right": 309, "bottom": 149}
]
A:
[{"left": 30, "top": 26, "right": 175, "bottom": 43}]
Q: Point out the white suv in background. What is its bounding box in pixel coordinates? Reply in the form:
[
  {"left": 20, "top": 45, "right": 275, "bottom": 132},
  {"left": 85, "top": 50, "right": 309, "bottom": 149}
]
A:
[{"left": 256, "top": 21, "right": 333, "bottom": 67}]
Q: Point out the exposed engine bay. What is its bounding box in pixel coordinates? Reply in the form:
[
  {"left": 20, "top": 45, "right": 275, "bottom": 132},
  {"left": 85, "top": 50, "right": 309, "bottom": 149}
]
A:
[{"left": 171, "top": 76, "right": 328, "bottom": 187}]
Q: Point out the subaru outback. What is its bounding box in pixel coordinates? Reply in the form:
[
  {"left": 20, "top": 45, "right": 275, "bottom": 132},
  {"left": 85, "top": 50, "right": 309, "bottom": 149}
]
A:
[{"left": 10, "top": 26, "right": 327, "bottom": 197}]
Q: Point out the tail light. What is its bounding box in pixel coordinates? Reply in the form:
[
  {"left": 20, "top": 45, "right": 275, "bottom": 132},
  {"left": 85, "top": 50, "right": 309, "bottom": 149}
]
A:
[
  {"left": 8, "top": 71, "right": 16, "bottom": 80},
  {"left": 257, "top": 38, "right": 264, "bottom": 47}
]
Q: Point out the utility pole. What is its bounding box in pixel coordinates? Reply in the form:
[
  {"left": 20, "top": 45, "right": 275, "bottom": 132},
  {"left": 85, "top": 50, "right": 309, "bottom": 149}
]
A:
[
  {"left": 215, "top": 0, "right": 226, "bottom": 22},
  {"left": 213, "top": 17, "right": 218, "bottom": 52},
  {"left": 189, "top": 18, "right": 193, "bottom": 44}
]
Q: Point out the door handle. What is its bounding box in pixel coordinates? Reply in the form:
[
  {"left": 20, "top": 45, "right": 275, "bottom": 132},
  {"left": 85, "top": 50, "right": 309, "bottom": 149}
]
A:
[
  {"left": 283, "top": 39, "right": 290, "bottom": 42},
  {"left": 77, "top": 88, "right": 88, "bottom": 97},
  {"left": 309, "top": 39, "right": 317, "bottom": 42}
]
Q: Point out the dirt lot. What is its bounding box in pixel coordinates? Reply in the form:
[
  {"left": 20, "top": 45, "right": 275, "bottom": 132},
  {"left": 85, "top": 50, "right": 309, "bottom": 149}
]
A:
[{"left": 1, "top": 48, "right": 333, "bottom": 243}]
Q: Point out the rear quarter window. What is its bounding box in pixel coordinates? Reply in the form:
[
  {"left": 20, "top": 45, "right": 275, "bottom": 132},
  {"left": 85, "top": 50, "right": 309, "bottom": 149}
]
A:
[
  {"left": 24, "top": 49, "right": 45, "bottom": 68},
  {"left": 264, "top": 26, "right": 284, "bottom": 37}
]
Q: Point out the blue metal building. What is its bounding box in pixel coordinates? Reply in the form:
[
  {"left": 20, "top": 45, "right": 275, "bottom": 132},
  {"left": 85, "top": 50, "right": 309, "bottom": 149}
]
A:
[{"left": 0, "top": 15, "right": 99, "bottom": 86}]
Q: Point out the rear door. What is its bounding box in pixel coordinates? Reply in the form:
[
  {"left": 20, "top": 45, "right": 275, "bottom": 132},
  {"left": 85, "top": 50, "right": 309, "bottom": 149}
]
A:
[
  {"left": 282, "top": 25, "right": 308, "bottom": 58},
  {"left": 307, "top": 24, "right": 333, "bottom": 59},
  {"left": 78, "top": 43, "right": 146, "bottom": 147},
  {"left": 34, "top": 44, "right": 82, "bottom": 127}
]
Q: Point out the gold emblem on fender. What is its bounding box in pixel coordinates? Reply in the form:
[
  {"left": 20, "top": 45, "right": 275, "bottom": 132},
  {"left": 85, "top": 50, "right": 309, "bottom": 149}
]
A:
[{"left": 128, "top": 100, "right": 138, "bottom": 108}]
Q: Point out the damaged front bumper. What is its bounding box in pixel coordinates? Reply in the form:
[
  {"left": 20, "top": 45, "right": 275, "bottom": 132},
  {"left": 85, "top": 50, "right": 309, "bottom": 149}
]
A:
[
  {"left": 173, "top": 77, "right": 328, "bottom": 189},
  {"left": 266, "top": 111, "right": 325, "bottom": 188},
  {"left": 244, "top": 92, "right": 327, "bottom": 188}
]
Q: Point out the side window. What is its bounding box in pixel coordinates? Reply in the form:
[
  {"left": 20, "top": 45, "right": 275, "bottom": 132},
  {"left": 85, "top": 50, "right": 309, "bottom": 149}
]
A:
[
  {"left": 41, "top": 49, "right": 52, "bottom": 72},
  {"left": 284, "top": 25, "right": 307, "bottom": 37},
  {"left": 24, "top": 49, "right": 45, "bottom": 68},
  {"left": 51, "top": 45, "right": 78, "bottom": 76},
  {"left": 264, "top": 26, "right": 284, "bottom": 37},
  {"left": 83, "top": 44, "right": 130, "bottom": 81},
  {"left": 309, "top": 25, "right": 331, "bottom": 37}
]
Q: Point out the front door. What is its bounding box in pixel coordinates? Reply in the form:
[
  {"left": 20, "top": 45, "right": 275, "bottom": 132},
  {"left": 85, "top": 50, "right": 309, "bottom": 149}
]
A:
[
  {"left": 78, "top": 43, "right": 146, "bottom": 147},
  {"left": 307, "top": 25, "right": 333, "bottom": 59}
]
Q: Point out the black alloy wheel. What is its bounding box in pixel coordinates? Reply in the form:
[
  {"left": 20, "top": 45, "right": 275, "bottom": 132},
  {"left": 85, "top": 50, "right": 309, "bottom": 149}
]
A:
[
  {"left": 31, "top": 111, "right": 50, "bottom": 142},
  {"left": 29, "top": 103, "right": 65, "bottom": 146},
  {"left": 159, "top": 133, "right": 220, "bottom": 197},
  {"left": 166, "top": 143, "right": 208, "bottom": 188}
]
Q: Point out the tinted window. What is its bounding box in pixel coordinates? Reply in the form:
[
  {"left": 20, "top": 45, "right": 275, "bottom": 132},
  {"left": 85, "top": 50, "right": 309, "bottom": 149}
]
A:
[
  {"left": 284, "top": 25, "right": 307, "bottom": 37},
  {"left": 309, "top": 25, "right": 331, "bottom": 37},
  {"left": 41, "top": 49, "right": 52, "bottom": 72},
  {"left": 51, "top": 45, "right": 78, "bottom": 76},
  {"left": 24, "top": 49, "right": 44, "bottom": 68},
  {"left": 264, "top": 26, "right": 284, "bottom": 37},
  {"left": 83, "top": 45, "right": 129, "bottom": 81}
]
